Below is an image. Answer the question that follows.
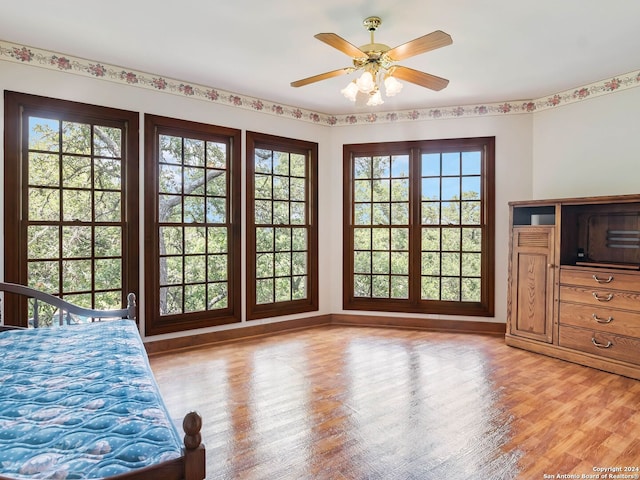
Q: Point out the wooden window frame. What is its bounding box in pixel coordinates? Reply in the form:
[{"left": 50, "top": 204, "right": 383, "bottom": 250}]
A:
[
  {"left": 144, "top": 115, "right": 242, "bottom": 335},
  {"left": 342, "top": 137, "right": 495, "bottom": 316},
  {"left": 246, "top": 131, "right": 319, "bottom": 320},
  {"left": 3, "top": 91, "right": 139, "bottom": 326}
]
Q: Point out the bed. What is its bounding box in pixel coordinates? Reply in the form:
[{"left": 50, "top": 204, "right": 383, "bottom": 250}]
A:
[{"left": 0, "top": 282, "right": 205, "bottom": 480}]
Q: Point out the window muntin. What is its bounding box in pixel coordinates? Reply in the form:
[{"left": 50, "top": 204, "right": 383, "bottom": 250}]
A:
[
  {"left": 344, "top": 138, "right": 494, "bottom": 316},
  {"left": 4, "top": 92, "right": 139, "bottom": 327},
  {"left": 246, "top": 132, "right": 318, "bottom": 320},
  {"left": 145, "top": 115, "right": 241, "bottom": 335}
]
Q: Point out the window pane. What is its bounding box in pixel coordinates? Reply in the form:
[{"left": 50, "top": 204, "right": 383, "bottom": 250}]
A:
[
  {"left": 207, "top": 171, "right": 226, "bottom": 197},
  {"left": 372, "top": 276, "right": 389, "bottom": 297},
  {"left": 462, "top": 151, "right": 481, "bottom": 175},
  {"left": 354, "top": 251, "right": 371, "bottom": 273},
  {"left": 442, "top": 228, "right": 461, "bottom": 251},
  {"left": 391, "top": 179, "right": 409, "bottom": 201},
  {"left": 422, "top": 228, "right": 440, "bottom": 250},
  {"left": 372, "top": 228, "right": 390, "bottom": 250},
  {"left": 372, "top": 179, "right": 390, "bottom": 202},
  {"left": 95, "top": 258, "right": 121, "bottom": 290},
  {"left": 275, "top": 227, "right": 291, "bottom": 252},
  {"left": 422, "top": 153, "right": 440, "bottom": 176},
  {"left": 160, "top": 135, "right": 182, "bottom": 164},
  {"left": 441, "top": 177, "right": 460, "bottom": 200},
  {"left": 354, "top": 228, "right": 371, "bottom": 250},
  {"left": 63, "top": 190, "right": 92, "bottom": 221},
  {"left": 161, "top": 227, "right": 183, "bottom": 255},
  {"left": 62, "top": 156, "right": 91, "bottom": 188},
  {"left": 390, "top": 252, "right": 408, "bottom": 275},
  {"left": 208, "top": 254, "right": 228, "bottom": 281},
  {"left": 422, "top": 252, "right": 441, "bottom": 276},
  {"left": 354, "top": 180, "right": 371, "bottom": 202},
  {"left": 441, "top": 253, "right": 460, "bottom": 276},
  {"left": 185, "top": 196, "right": 205, "bottom": 223},
  {"left": 256, "top": 227, "right": 274, "bottom": 251},
  {"left": 441, "top": 277, "right": 461, "bottom": 301},
  {"left": 62, "top": 122, "right": 91, "bottom": 154},
  {"left": 95, "top": 158, "right": 121, "bottom": 190},
  {"left": 184, "top": 227, "right": 206, "bottom": 254},
  {"left": 184, "top": 138, "right": 205, "bottom": 167},
  {"left": 462, "top": 228, "right": 482, "bottom": 252},
  {"left": 462, "top": 201, "right": 481, "bottom": 224},
  {"left": 29, "top": 153, "right": 59, "bottom": 187},
  {"left": 63, "top": 226, "right": 92, "bottom": 258},
  {"left": 390, "top": 228, "right": 408, "bottom": 251},
  {"left": 93, "top": 126, "right": 122, "bottom": 158},
  {"left": 185, "top": 284, "right": 206, "bottom": 312},
  {"left": 256, "top": 279, "right": 274, "bottom": 304},
  {"left": 28, "top": 226, "right": 59, "bottom": 259},
  {"left": 291, "top": 228, "right": 307, "bottom": 251},
  {"left": 372, "top": 252, "right": 390, "bottom": 274},
  {"left": 422, "top": 202, "right": 440, "bottom": 224},
  {"left": 462, "top": 176, "right": 480, "bottom": 200},
  {"left": 354, "top": 203, "right": 371, "bottom": 225},
  {"left": 391, "top": 276, "right": 408, "bottom": 299},
  {"left": 462, "top": 253, "right": 481, "bottom": 277},
  {"left": 207, "top": 142, "right": 227, "bottom": 169},
  {"left": 95, "top": 191, "right": 121, "bottom": 222},
  {"left": 29, "top": 117, "right": 59, "bottom": 151},
  {"left": 354, "top": 275, "right": 372, "bottom": 297},
  {"left": 462, "top": 278, "right": 481, "bottom": 302},
  {"left": 421, "top": 276, "right": 440, "bottom": 300},
  {"left": 442, "top": 152, "right": 460, "bottom": 176},
  {"left": 354, "top": 157, "right": 371, "bottom": 178}
]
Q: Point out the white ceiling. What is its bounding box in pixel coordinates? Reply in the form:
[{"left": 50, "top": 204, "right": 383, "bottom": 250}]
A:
[{"left": 2, "top": 1, "right": 640, "bottom": 115}]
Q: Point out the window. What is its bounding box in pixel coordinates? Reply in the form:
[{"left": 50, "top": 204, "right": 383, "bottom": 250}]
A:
[
  {"left": 3, "top": 91, "right": 139, "bottom": 326},
  {"left": 246, "top": 132, "right": 318, "bottom": 320},
  {"left": 343, "top": 137, "right": 495, "bottom": 316},
  {"left": 144, "top": 115, "right": 241, "bottom": 335}
]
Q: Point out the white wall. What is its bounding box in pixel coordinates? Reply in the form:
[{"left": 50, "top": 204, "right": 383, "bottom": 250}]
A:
[
  {"left": 532, "top": 87, "right": 640, "bottom": 199},
  {"left": 3, "top": 59, "right": 637, "bottom": 337}
]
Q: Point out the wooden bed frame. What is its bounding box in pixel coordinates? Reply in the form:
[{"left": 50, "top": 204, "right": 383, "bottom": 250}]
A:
[{"left": 0, "top": 282, "right": 206, "bottom": 480}]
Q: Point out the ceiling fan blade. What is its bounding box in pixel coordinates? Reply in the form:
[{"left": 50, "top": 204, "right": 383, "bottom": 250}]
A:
[
  {"left": 291, "top": 68, "right": 352, "bottom": 87},
  {"left": 386, "top": 30, "right": 452, "bottom": 61},
  {"left": 315, "top": 33, "right": 368, "bottom": 58},
  {"left": 392, "top": 66, "right": 449, "bottom": 91}
]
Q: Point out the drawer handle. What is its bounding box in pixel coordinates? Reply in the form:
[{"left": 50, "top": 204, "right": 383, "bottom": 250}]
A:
[
  {"left": 591, "top": 338, "right": 613, "bottom": 349},
  {"left": 592, "top": 274, "right": 614, "bottom": 284},
  {"left": 592, "top": 292, "right": 614, "bottom": 302},
  {"left": 592, "top": 313, "right": 614, "bottom": 324}
]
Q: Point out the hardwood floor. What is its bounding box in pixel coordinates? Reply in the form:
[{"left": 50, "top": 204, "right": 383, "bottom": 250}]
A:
[{"left": 149, "top": 326, "right": 640, "bottom": 479}]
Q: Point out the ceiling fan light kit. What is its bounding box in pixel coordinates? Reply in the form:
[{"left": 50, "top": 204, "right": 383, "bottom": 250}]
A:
[{"left": 291, "top": 16, "right": 452, "bottom": 107}]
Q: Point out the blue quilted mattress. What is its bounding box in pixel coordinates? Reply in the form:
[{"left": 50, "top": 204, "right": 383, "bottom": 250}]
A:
[{"left": 0, "top": 320, "right": 183, "bottom": 479}]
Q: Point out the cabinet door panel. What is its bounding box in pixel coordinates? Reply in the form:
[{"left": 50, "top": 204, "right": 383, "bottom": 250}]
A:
[{"left": 509, "top": 227, "right": 554, "bottom": 343}]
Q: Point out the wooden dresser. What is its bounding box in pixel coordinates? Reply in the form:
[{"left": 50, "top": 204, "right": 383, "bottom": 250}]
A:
[{"left": 506, "top": 194, "right": 640, "bottom": 380}]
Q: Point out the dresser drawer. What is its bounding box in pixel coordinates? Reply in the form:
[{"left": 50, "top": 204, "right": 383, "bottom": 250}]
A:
[
  {"left": 560, "top": 268, "right": 640, "bottom": 292},
  {"left": 558, "top": 302, "right": 640, "bottom": 338},
  {"left": 559, "top": 325, "right": 640, "bottom": 365},
  {"left": 559, "top": 285, "right": 640, "bottom": 311}
]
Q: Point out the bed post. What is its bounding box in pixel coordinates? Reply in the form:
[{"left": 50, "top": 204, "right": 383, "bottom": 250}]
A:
[
  {"left": 126, "top": 292, "right": 137, "bottom": 323},
  {"left": 183, "top": 411, "right": 206, "bottom": 480}
]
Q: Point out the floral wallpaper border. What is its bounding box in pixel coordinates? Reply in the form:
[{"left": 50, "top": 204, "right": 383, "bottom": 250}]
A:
[{"left": 2, "top": 39, "right": 639, "bottom": 126}]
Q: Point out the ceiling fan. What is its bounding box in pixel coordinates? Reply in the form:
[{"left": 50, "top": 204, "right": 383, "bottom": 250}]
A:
[{"left": 291, "top": 16, "right": 452, "bottom": 106}]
